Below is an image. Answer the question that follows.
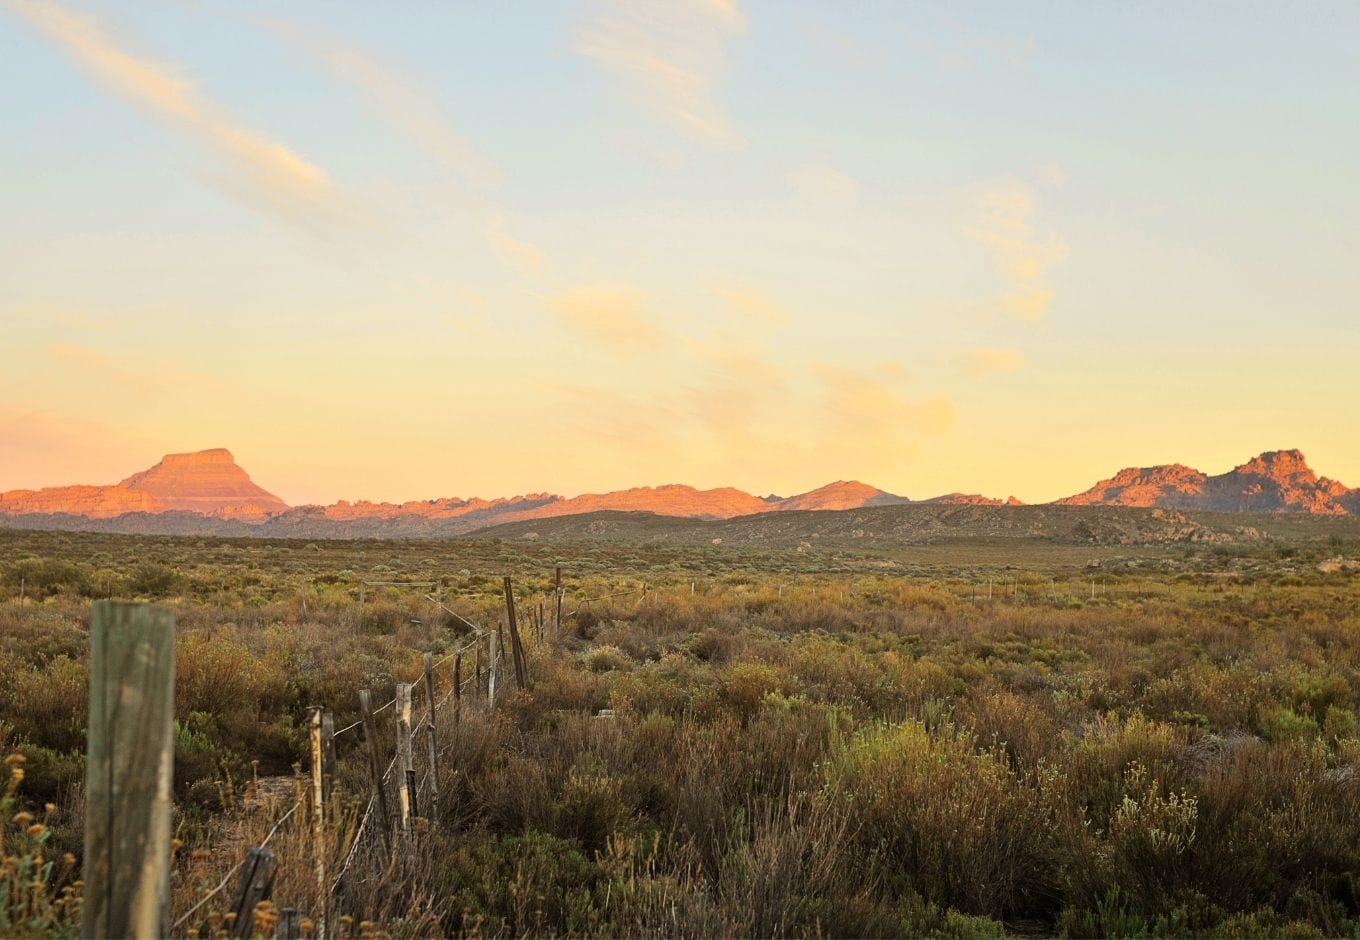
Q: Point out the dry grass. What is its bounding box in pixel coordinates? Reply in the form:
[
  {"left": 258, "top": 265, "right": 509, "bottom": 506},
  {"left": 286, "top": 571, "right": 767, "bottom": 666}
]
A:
[{"left": 1, "top": 527, "right": 1359, "bottom": 936}]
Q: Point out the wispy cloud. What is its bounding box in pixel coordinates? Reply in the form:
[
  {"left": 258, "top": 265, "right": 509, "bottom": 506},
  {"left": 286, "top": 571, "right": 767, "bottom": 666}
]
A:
[
  {"left": 716, "top": 283, "right": 789, "bottom": 323},
  {"left": 545, "top": 283, "right": 667, "bottom": 350},
  {"left": 576, "top": 0, "right": 747, "bottom": 149},
  {"left": 959, "top": 346, "right": 1023, "bottom": 376},
  {"left": 786, "top": 162, "right": 859, "bottom": 204},
  {"left": 253, "top": 15, "right": 549, "bottom": 274},
  {"left": 964, "top": 183, "right": 1067, "bottom": 321},
  {"left": 258, "top": 16, "right": 503, "bottom": 190},
  {"left": 4, "top": 0, "right": 350, "bottom": 231}
]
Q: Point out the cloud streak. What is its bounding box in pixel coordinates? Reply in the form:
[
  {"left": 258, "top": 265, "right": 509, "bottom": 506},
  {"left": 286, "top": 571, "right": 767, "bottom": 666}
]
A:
[
  {"left": 4, "top": 0, "right": 349, "bottom": 230},
  {"left": 576, "top": 0, "right": 747, "bottom": 149},
  {"left": 258, "top": 16, "right": 503, "bottom": 191}
]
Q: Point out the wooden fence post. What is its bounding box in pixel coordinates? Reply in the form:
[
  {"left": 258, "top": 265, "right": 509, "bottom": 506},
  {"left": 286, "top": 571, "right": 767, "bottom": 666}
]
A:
[
  {"left": 277, "top": 908, "right": 303, "bottom": 940},
  {"left": 422, "top": 654, "right": 438, "bottom": 748},
  {"left": 396, "top": 683, "right": 414, "bottom": 829},
  {"left": 554, "top": 566, "right": 563, "bottom": 638},
  {"left": 453, "top": 653, "right": 463, "bottom": 725},
  {"left": 308, "top": 707, "right": 327, "bottom": 940},
  {"left": 320, "top": 711, "right": 336, "bottom": 804},
  {"left": 487, "top": 632, "right": 498, "bottom": 708},
  {"left": 228, "top": 845, "right": 276, "bottom": 939},
  {"left": 422, "top": 654, "right": 441, "bottom": 825},
  {"left": 503, "top": 576, "right": 528, "bottom": 690},
  {"left": 82, "top": 600, "right": 175, "bottom": 940},
  {"left": 358, "top": 690, "right": 392, "bottom": 852}
]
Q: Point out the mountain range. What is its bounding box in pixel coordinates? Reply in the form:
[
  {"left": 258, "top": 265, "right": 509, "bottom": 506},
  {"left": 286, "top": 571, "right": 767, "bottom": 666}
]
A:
[{"left": 1, "top": 447, "right": 1356, "bottom": 538}]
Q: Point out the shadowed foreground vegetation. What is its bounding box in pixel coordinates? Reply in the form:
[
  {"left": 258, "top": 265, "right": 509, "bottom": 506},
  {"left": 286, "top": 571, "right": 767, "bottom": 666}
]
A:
[{"left": 2, "top": 527, "right": 1359, "bottom": 937}]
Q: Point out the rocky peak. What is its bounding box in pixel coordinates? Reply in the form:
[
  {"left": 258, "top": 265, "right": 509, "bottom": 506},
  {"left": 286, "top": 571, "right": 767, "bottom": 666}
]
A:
[{"left": 1234, "top": 449, "right": 1315, "bottom": 483}]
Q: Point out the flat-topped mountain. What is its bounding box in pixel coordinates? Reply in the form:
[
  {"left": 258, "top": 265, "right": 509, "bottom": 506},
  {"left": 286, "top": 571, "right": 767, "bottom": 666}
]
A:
[
  {"left": 2, "top": 447, "right": 1357, "bottom": 538},
  {"left": 118, "top": 448, "right": 288, "bottom": 519},
  {"left": 0, "top": 448, "right": 285, "bottom": 521}
]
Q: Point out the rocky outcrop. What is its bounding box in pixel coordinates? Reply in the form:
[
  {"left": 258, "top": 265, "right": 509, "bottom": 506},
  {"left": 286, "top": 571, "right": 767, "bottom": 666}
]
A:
[
  {"left": 1058, "top": 450, "right": 1356, "bottom": 515},
  {"left": 924, "top": 493, "right": 1026, "bottom": 507},
  {"left": 1058, "top": 463, "right": 1208, "bottom": 508},
  {"left": 1203, "top": 450, "right": 1352, "bottom": 514},
  {"left": 0, "top": 484, "right": 162, "bottom": 519}
]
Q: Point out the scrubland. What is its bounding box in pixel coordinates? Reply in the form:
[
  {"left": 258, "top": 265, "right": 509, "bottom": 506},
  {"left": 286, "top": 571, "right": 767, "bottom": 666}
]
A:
[{"left": 1, "top": 527, "right": 1359, "bottom": 937}]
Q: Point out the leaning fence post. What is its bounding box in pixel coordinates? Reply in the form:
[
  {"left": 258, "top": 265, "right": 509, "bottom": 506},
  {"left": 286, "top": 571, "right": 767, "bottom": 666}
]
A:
[
  {"left": 422, "top": 654, "right": 441, "bottom": 825},
  {"left": 358, "top": 690, "right": 392, "bottom": 852},
  {"left": 82, "top": 600, "right": 175, "bottom": 940},
  {"left": 228, "top": 845, "right": 277, "bottom": 940},
  {"left": 396, "top": 683, "right": 414, "bottom": 829},
  {"left": 503, "top": 576, "right": 528, "bottom": 690},
  {"left": 308, "top": 707, "right": 327, "bottom": 940}
]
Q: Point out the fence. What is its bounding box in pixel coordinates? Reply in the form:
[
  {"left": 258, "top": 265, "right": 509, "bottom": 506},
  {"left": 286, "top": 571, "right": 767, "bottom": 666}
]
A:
[
  {"left": 83, "top": 572, "right": 570, "bottom": 940},
  {"left": 80, "top": 567, "right": 1168, "bottom": 937}
]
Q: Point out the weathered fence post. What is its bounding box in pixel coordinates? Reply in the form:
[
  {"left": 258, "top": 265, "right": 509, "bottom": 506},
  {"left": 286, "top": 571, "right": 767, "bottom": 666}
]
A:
[
  {"left": 503, "top": 576, "right": 528, "bottom": 690},
  {"left": 358, "top": 690, "right": 392, "bottom": 852},
  {"left": 320, "top": 710, "right": 336, "bottom": 803},
  {"left": 228, "top": 845, "right": 276, "bottom": 939},
  {"left": 487, "top": 632, "right": 498, "bottom": 708},
  {"left": 453, "top": 653, "right": 463, "bottom": 725},
  {"left": 276, "top": 907, "right": 303, "bottom": 940},
  {"left": 554, "top": 566, "right": 563, "bottom": 638},
  {"left": 308, "top": 707, "right": 327, "bottom": 940},
  {"left": 82, "top": 600, "right": 175, "bottom": 940},
  {"left": 396, "top": 683, "right": 414, "bottom": 829},
  {"left": 422, "top": 653, "right": 441, "bottom": 825}
]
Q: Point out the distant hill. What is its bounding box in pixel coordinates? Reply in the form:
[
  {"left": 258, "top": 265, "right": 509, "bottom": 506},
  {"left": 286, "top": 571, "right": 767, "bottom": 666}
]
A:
[
  {"left": 2, "top": 446, "right": 1357, "bottom": 539},
  {"left": 466, "top": 504, "right": 1360, "bottom": 549},
  {"left": 1057, "top": 449, "right": 1357, "bottom": 515}
]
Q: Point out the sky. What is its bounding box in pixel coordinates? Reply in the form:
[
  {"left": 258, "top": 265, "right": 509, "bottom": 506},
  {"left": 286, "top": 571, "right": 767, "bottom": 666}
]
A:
[{"left": 2, "top": 0, "right": 1358, "bottom": 506}]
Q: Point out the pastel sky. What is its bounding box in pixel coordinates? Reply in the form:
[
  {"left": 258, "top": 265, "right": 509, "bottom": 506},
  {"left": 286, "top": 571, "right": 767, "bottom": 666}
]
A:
[{"left": 3, "top": 0, "right": 1357, "bottom": 506}]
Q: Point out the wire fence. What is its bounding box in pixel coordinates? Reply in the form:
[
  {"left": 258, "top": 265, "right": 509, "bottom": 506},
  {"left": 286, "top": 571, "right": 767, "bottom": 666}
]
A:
[{"left": 168, "top": 593, "right": 523, "bottom": 938}]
